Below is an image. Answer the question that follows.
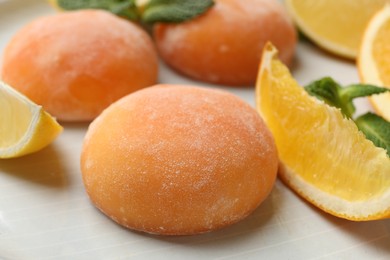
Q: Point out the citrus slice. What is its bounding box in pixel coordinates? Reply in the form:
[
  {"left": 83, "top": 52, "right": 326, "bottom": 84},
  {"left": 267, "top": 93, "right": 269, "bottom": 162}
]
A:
[
  {"left": 285, "top": 0, "right": 388, "bottom": 59},
  {"left": 0, "top": 81, "right": 63, "bottom": 159},
  {"left": 256, "top": 43, "right": 390, "bottom": 221},
  {"left": 359, "top": 4, "right": 390, "bottom": 122}
]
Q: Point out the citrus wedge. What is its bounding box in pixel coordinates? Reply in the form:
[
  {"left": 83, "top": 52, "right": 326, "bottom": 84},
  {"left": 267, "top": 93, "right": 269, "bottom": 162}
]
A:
[
  {"left": 359, "top": 4, "right": 390, "bottom": 122},
  {"left": 256, "top": 43, "right": 390, "bottom": 221},
  {"left": 0, "top": 81, "right": 63, "bottom": 159},
  {"left": 285, "top": 0, "right": 389, "bottom": 59}
]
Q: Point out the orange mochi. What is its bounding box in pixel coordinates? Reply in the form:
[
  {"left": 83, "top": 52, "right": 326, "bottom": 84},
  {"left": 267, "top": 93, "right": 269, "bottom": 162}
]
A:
[
  {"left": 80, "top": 85, "right": 278, "bottom": 235},
  {"left": 153, "top": 0, "right": 297, "bottom": 86},
  {"left": 1, "top": 10, "right": 158, "bottom": 121}
]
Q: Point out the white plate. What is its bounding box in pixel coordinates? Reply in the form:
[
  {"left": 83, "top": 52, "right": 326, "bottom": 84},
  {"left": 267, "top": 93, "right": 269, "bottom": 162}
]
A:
[{"left": 0, "top": 1, "right": 389, "bottom": 259}]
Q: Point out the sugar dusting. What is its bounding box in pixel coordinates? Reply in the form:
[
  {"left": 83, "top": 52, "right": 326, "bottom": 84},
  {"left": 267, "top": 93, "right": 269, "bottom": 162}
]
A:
[
  {"left": 82, "top": 85, "right": 278, "bottom": 234},
  {"left": 4, "top": 10, "right": 157, "bottom": 121},
  {"left": 154, "top": 0, "right": 296, "bottom": 85}
]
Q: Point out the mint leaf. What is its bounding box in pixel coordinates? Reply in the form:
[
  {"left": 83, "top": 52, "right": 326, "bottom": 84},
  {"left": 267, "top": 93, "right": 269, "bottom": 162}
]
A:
[
  {"left": 355, "top": 113, "right": 390, "bottom": 157},
  {"left": 304, "top": 77, "right": 339, "bottom": 103},
  {"left": 56, "top": 0, "right": 139, "bottom": 20},
  {"left": 339, "top": 83, "right": 389, "bottom": 116},
  {"left": 304, "top": 77, "right": 352, "bottom": 118},
  {"left": 142, "top": 0, "right": 214, "bottom": 23},
  {"left": 341, "top": 83, "right": 389, "bottom": 99},
  {"left": 56, "top": 0, "right": 104, "bottom": 9},
  {"left": 305, "top": 77, "right": 390, "bottom": 119},
  {"left": 54, "top": 0, "right": 215, "bottom": 24}
]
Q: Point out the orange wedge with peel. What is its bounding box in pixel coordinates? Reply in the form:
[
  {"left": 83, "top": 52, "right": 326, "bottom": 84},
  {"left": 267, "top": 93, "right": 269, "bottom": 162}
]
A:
[
  {"left": 256, "top": 43, "right": 390, "bottom": 221},
  {"left": 359, "top": 4, "right": 390, "bottom": 122}
]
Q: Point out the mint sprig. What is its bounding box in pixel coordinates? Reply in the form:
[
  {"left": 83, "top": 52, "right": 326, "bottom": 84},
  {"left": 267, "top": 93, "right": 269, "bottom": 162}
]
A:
[
  {"left": 304, "top": 77, "right": 390, "bottom": 156},
  {"left": 142, "top": 0, "right": 214, "bottom": 23},
  {"left": 355, "top": 113, "right": 390, "bottom": 156},
  {"left": 305, "top": 77, "right": 388, "bottom": 118},
  {"left": 56, "top": 0, "right": 139, "bottom": 20},
  {"left": 54, "top": 0, "right": 215, "bottom": 23}
]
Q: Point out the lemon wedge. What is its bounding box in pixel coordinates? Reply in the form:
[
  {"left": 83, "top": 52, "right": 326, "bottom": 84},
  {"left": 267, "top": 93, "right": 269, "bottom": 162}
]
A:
[{"left": 0, "top": 81, "right": 62, "bottom": 158}]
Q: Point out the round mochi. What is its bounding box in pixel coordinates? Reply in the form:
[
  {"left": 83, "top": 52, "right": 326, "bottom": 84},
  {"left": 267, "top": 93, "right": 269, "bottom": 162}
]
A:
[
  {"left": 80, "top": 85, "right": 278, "bottom": 235},
  {"left": 153, "top": 0, "right": 296, "bottom": 86},
  {"left": 1, "top": 10, "right": 158, "bottom": 121}
]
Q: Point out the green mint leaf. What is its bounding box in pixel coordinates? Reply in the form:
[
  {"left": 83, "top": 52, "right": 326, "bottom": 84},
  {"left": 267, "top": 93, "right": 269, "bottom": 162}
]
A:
[
  {"left": 304, "top": 77, "right": 341, "bottom": 104},
  {"left": 355, "top": 113, "right": 390, "bottom": 157},
  {"left": 339, "top": 84, "right": 390, "bottom": 115},
  {"left": 110, "top": 1, "right": 138, "bottom": 19},
  {"left": 56, "top": 0, "right": 101, "bottom": 9},
  {"left": 56, "top": 0, "right": 139, "bottom": 20},
  {"left": 142, "top": 0, "right": 214, "bottom": 24},
  {"left": 304, "top": 77, "right": 352, "bottom": 118},
  {"left": 304, "top": 78, "right": 390, "bottom": 119},
  {"left": 341, "top": 83, "right": 389, "bottom": 99}
]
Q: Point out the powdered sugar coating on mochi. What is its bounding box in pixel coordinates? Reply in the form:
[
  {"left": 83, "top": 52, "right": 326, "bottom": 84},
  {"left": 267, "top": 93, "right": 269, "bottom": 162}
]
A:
[
  {"left": 154, "top": 0, "right": 296, "bottom": 85},
  {"left": 81, "top": 85, "right": 278, "bottom": 235},
  {"left": 2, "top": 10, "right": 158, "bottom": 121}
]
